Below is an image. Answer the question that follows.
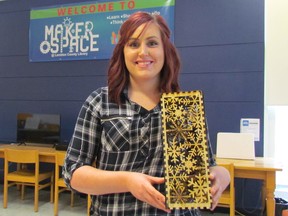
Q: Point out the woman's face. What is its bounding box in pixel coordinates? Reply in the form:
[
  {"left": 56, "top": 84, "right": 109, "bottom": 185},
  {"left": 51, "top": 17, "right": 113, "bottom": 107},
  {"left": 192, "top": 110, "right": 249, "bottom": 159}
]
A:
[{"left": 124, "top": 22, "right": 165, "bottom": 84}]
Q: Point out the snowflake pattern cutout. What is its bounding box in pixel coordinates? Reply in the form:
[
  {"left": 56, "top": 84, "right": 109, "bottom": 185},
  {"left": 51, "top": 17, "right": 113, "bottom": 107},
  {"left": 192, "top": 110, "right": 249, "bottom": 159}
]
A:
[{"left": 161, "top": 91, "right": 212, "bottom": 209}]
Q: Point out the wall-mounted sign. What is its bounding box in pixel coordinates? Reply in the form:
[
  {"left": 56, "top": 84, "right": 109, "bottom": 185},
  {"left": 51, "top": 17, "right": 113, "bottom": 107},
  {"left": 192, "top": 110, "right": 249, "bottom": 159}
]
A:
[
  {"left": 29, "top": 0, "right": 175, "bottom": 62},
  {"left": 240, "top": 118, "right": 260, "bottom": 141}
]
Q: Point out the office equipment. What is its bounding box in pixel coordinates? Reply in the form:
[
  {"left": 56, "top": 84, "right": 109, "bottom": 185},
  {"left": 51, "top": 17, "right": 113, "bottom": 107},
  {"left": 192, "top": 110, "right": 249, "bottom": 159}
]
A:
[
  {"left": 17, "top": 113, "right": 61, "bottom": 146},
  {"left": 3, "top": 148, "right": 54, "bottom": 212},
  {"left": 216, "top": 132, "right": 255, "bottom": 160},
  {"left": 55, "top": 143, "right": 68, "bottom": 151},
  {"left": 217, "top": 163, "right": 235, "bottom": 216}
]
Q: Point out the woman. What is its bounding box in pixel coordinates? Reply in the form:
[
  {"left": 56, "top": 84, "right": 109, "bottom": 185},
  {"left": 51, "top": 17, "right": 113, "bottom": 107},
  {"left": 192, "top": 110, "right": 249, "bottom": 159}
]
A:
[{"left": 63, "top": 11, "right": 230, "bottom": 216}]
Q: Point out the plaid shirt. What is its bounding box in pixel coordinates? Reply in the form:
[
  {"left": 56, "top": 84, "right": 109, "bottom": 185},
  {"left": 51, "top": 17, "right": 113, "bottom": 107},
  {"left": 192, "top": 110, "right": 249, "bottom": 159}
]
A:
[{"left": 63, "top": 87, "right": 216, "bottom": 216}]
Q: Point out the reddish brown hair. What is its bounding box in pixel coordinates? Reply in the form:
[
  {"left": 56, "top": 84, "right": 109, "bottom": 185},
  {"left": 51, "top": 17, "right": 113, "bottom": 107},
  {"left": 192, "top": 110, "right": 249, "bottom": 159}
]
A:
[{"left": 108, "top": 11, "right": 181, "bottom": 104}]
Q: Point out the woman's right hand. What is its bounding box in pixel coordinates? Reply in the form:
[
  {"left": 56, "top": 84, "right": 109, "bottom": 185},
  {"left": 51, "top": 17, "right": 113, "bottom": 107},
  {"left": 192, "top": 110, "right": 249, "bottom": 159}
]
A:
[{"left": 125, "top": 172, "right": 171, "bottom": 213}]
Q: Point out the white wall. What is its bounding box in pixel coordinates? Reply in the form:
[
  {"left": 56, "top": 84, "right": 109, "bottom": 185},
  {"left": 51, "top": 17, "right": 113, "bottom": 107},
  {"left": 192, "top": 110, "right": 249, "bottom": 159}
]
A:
[
  {"left": 264, "top": 0, "right": 288, "bottom": 156},
  {"left": 265, "top": 0, "right": 288, "bottom": 106},
  {"left": 265, "top": 0, "right": 288, "bottom": 192}
]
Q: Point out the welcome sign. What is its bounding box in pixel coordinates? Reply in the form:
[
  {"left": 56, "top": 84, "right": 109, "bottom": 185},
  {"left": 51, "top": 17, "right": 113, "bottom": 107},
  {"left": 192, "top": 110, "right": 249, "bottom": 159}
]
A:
[{"left": 29, "top": 0, "right": 175, "bottom": 62}]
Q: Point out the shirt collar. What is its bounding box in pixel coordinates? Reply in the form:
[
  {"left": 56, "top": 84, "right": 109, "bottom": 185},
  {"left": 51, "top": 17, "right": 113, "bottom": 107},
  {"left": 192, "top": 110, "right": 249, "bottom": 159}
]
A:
[{"left": 122, "top": 87, "right": 161, "bottom": 113}]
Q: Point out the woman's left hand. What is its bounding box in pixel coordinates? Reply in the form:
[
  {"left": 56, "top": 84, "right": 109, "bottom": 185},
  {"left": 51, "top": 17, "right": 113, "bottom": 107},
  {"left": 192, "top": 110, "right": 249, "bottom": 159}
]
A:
[{"left": 209, "top": 166, "right": 231, "bottom": 210}]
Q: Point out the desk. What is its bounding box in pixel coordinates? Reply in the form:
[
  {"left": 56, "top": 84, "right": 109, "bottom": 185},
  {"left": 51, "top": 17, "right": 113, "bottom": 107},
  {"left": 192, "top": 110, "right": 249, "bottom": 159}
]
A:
[
  {"left": 217, "top": 157, "right": 282, "bottom": 216},
  {"left": 0, "top": 145, "right": 282, "bottom": 216}
]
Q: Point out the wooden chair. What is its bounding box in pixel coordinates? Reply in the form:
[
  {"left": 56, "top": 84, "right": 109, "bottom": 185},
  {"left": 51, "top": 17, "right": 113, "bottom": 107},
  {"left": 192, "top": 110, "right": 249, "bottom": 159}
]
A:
[
  {"left": 217, "top": 163, "right": 235, "bottom": 216},
  {"left": 3, "top": 148, "right": 54, "bottom": 212},
  {"left": 54, "top": 151, "right": 91, "bottom": 216},
  {"left": 54, "top": 151, "right": 74, "bottom": 216}
]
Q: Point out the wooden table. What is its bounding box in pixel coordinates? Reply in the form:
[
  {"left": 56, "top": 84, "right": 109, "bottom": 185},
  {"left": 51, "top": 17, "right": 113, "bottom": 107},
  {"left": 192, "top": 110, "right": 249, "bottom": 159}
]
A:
[
  {"left": 0, "top": 144, "right": 282, "bottom": 216},
  {"left": 217, "top": 157, "right": 283, "bottom": 216}
]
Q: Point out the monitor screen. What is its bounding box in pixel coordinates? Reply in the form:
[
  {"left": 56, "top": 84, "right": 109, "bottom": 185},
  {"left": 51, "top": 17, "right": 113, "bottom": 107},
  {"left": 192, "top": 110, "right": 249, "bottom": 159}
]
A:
[{"left": 17, "top": 113, "right": 61, "bottom": 146}]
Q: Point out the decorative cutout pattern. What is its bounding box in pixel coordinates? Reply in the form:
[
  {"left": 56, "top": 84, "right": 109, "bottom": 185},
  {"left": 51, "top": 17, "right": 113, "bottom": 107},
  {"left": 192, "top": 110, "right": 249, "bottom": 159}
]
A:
[{"left": 161, "top": 91, "right": 212, "bottom": 209}]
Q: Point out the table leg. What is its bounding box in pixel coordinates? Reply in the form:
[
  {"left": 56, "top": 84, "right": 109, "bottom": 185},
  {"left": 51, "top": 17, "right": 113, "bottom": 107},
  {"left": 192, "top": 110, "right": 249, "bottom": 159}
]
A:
[{"left": 265, "top": 172, "right": 276, "bottom": 216}]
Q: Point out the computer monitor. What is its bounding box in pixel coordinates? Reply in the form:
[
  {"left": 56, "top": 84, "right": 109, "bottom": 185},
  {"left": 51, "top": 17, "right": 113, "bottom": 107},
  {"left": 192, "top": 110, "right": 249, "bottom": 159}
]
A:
[
  {"left": 16, "top": 113, "right": 61, "bottom": 146},
  {"left": 216, "top": 132, "right": 255, "bottom": 160}
]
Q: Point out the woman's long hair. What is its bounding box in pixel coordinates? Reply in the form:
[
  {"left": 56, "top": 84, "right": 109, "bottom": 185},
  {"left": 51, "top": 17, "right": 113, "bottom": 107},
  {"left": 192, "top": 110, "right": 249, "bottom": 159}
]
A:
[{"left": 108, "top": 11, "right": 181, "bottom": 104}]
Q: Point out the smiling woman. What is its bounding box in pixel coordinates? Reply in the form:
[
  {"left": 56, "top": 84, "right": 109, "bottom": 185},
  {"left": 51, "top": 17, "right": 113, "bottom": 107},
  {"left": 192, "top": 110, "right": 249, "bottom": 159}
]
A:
[
  {"left": 62, "top": 11, "right": 230, "bottom": 216},
  {"left": 107, "top": 11, "right": 181, "bottom": 105},
  {"left": 124, "top": 22, "right": 165, "bottom": 109}
]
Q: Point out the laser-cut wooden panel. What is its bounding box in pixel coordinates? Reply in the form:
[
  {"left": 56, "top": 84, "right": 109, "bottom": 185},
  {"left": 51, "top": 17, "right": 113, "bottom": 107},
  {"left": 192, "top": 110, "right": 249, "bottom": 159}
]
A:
[{"left": 161, "top": 91, "right": 212, "bottom": 209}]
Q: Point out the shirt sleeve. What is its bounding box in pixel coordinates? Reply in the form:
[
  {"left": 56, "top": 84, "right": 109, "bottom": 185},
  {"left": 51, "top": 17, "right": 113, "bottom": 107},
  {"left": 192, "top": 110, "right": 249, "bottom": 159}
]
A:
[{"left": 62, "top": 91, "right": 102, "bottom": 191}]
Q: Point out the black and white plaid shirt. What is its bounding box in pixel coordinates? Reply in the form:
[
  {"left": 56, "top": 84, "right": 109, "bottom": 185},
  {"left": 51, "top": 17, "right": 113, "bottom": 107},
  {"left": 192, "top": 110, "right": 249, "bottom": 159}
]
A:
[{"left": 63, "top": 87, "right": 216, "bottom": 216}]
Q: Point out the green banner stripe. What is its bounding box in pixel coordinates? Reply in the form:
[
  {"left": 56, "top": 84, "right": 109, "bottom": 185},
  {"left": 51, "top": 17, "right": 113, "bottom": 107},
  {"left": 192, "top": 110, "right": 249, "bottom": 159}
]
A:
[{"left": 30, "top": 0, "right": 174, "bottom": 19}]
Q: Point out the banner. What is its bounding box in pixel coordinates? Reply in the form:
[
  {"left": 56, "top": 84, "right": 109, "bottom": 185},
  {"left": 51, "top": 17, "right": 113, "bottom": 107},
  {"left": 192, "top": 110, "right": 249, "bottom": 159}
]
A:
[{"left": 29, "top": 0, "right": 175, "bottom": 62}]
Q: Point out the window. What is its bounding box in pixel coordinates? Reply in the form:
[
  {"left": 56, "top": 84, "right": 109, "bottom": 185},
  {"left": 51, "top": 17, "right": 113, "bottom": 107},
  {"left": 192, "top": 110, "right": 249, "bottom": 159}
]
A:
[
  {"left": 265, "top": 0, "right": 288, "bottom": 200},
  {"left": 265, "top": 106, "right": 288, "bottom": 200}
]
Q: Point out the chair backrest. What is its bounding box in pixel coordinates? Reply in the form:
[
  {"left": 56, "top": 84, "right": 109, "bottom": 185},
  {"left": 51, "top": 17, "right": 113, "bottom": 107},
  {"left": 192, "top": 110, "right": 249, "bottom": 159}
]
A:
[
  {"left": 4, "top": 148, "right": 38, "bottom": 164},
  {"left": 4, "top": 148, "right": 40, "bottom": 180},
  {"left": 56, "top": 152, "right": 66, "bottom": 167},
  {"left": 55, "top": 152, "right": 66, "bottom": 181},
  {"left": 221, "top": 163, "right": 234, "bottom": 191},
  {"left": 217, "top": 162, "right": 235, "bottom": 215}
]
